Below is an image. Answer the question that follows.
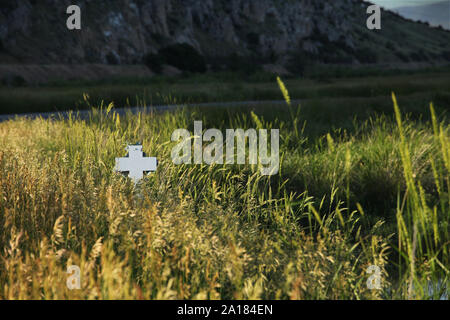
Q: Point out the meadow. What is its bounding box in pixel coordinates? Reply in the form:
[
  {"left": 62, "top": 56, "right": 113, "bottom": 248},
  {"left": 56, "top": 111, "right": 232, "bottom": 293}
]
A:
[
  {"left": 0, "top": 75, "right": 448, "bottom": 300},
  {"left": 1, "top": 65, "right": 450, "bottom": 115}
]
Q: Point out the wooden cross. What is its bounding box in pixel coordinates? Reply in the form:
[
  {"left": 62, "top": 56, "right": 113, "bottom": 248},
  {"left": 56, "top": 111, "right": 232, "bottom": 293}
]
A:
[{"left": 115, "top": 144, "right": 157, "bottom": 182}]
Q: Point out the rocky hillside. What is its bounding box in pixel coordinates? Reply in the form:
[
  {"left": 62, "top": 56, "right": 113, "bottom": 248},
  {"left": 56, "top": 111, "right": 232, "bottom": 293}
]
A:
[{"left": 0, "top": 0, "right": 449, "bottom": 70}]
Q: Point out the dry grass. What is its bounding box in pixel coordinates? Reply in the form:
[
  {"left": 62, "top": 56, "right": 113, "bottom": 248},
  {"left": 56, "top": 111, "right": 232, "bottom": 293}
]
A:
[{"left": 0, "top": 88, "right": 448, "bottom": 299}]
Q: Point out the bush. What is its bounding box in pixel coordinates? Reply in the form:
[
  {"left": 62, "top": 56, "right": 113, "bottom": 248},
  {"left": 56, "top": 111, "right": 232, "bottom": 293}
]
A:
[
  {"left": 441, "top": 51, "right": 450, "bottom": 61},
  {"left": 159, "top": 43, "right": 207, "bottom": 73},
  {"left": 225, "top": 53, "right": 261, "bottom": 74},
  {"left": 1, "top": 75, "right": 27, "bottom": 87},
  {"left": 385, "top": 41, "right": 395, "bottom": 51},
  {"left": 143, "top": 44, "right": 207, "bottom": 74},
  {"left": 287, "top": 50, "right": 312, "bottom": 75},
  {"left": 409, "top": 50, "right": 428, "bottom": 62},
  {"left": 105, "top": 52, "right": 120, "bottom": 65},
  {"left": 395, "top": 50, "right": 410, "bottom": 63},
  {"left": 354, "top": 47, "right": 377, "bottom": 64},
  {"left": 143, "top": 53, "right": 165, "bottom": 74},
  {"left": 246, "top": 32, "right": 260, "bottom": 49}
]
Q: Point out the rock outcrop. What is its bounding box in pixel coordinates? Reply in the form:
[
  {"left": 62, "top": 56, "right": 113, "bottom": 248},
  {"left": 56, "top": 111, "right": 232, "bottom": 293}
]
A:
[{"left": 0, "top": 0, "right": 449, "bottom": 67}]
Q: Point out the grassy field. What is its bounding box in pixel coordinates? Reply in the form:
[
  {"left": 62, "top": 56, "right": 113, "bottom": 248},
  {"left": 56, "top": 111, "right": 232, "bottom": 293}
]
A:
[
  {"left": 1, "top": 66, "right": 450, "bottom": 115},
  {"left": 0, "top": 76, "right": 448, "bottom": 299}
]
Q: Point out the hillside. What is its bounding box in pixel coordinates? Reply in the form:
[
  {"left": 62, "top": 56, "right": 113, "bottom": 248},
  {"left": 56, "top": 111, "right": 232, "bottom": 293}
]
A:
[
  {"left": 0, "top": 0, "right": 449, "bottom": 73},
  {"left": 394, "top": 1, "right": 450, "bottom": 30}
]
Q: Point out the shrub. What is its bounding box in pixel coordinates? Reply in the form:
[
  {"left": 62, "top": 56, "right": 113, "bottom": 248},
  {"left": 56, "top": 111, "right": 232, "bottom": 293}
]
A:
[
  {"left": 385, "top": 41, "right": 395, "bottom": 51},
  {"left": 143, "top": 53, "right": 165, "bottom": 74},
  {"left": 409, "top": 50, "right": 429, "bottom": 62},
  {"left": 395, "top": 50, "right": 410, "bottom": 62},
  {"left": 105, "top": 52, "right": 120, "bottom": 65},
  {"left": 441, "top": 51, "right": 450, "bottom": 61},
  {"left": 246, "top": 32, "right": 260, "bottom": 49},
  {"left": 287, "top": 50, "right": 312, "bottom": 75},
  {"left": 159, "top": 43, "right": 207, "bottom": 73},
  {"left": 225, "top": 53, "right": 261, "bottom": 74},
  {"left": 354, "top": 47, "right": 377, "bottom": 64},
  {"left": 1, "top": 75, "right": 27, "bottom": 87}
]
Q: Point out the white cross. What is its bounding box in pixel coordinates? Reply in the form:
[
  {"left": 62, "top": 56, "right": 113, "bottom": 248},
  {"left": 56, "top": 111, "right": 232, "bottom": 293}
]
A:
[{"left": 115, "top": 144, "right": 157, "bottom": 182}]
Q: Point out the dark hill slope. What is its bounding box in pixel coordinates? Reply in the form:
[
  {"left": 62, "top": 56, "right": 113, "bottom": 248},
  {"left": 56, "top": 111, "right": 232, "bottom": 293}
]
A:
[{"left": 0, "top": 0, "right": 449, "bottom": 68}]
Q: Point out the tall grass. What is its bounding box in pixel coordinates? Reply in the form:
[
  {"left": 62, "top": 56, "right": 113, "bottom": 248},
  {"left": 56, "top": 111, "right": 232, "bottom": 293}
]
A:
[
  {"left": 391, "top": 94, "right": 449, "bottom": 298},
  {"left": 0, "top": 83, "right": 447, "bottom": 299}
]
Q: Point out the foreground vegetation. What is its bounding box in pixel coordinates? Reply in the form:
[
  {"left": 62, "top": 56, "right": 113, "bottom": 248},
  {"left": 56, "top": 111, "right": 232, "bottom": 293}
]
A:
[{"left": 0, "top": 80, "right": 448, "bottom": 299}]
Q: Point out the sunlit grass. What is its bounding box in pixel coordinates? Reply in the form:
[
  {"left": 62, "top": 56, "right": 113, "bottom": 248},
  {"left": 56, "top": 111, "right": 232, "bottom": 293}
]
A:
[{"left": 0, "top": 84, "right": 448, "bottom": 299}]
